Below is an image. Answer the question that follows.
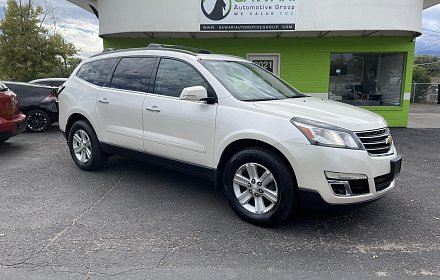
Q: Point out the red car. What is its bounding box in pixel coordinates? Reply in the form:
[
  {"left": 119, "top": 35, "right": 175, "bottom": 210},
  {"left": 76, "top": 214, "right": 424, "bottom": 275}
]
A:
[{"left": 0, "top": 81, "right": 27, "bottom": 144}]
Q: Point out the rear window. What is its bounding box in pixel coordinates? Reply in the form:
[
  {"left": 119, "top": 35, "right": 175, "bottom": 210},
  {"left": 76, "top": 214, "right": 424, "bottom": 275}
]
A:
[
  {"left": 77, "top": 58, "right": 118, "bottom": 87},
  {"left": 49, "top": 81, "right": 66, "bottom": 87},
  {"left": 3, "top": 84, "right": 27, "bottom": 96},
  {"left": 5, "top": 83, "right": 54, "bottom": 98},
  {"left": 34, "top": 80, "right": 66, "bottom": 87}
]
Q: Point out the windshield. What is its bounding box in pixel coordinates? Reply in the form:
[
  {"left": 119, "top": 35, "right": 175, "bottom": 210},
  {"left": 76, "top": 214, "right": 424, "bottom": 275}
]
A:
[{"left": 200, "top": 60, "right": 305, "bottom": 101}]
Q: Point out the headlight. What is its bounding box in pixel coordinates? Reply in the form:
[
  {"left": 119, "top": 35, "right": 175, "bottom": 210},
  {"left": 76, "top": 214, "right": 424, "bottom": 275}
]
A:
[{"left": 291, "top": 117, "right": 364, "bottom": 150}]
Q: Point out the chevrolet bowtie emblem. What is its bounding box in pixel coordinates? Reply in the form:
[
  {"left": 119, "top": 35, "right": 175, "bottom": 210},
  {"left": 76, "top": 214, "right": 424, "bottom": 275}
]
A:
[{"left": 386, "top": 135, "right": 393, "bottom": 145}]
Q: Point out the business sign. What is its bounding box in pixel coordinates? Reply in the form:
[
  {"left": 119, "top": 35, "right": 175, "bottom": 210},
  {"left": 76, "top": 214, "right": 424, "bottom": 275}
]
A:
[
  {"left": 200, "top": 0, "right": 296, "bottom": 32},
  {"left": 247, "top": 54, "right": 280, "bottom": 76}
]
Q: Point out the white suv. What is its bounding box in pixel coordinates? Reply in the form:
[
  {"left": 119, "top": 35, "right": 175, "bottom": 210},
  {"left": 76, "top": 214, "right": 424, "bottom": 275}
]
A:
[{"left": 59, "top": 44, "right": 402, "bottom": 226}]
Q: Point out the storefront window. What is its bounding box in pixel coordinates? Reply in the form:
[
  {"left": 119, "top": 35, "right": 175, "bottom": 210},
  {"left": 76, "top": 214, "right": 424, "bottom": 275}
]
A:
[{"left": 329, "top": 53, "right": 405, "bottom": 106}]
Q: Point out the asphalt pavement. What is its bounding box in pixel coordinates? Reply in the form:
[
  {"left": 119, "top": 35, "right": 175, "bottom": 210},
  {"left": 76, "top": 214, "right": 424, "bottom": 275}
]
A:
[
  {"left": 408, "top": 103, "right": 440, "bottom": 128},
  {"left": 0, "top": 126, "right": 439, "bottom": 279}
]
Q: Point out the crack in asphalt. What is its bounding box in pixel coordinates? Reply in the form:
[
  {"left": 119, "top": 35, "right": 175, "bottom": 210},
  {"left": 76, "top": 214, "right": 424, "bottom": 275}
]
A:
[
  {"left": 2, "top": 236, "right": 440, "bottom": 278},
  {"left": 77, "top": 244, "right": 182, "bottom": 278},
  {"left": 0, "top": 167, "right": 128, "bottom": 269}
]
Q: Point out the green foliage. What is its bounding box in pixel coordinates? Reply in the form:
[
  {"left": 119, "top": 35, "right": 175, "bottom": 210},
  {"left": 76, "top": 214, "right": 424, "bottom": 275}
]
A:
[
  {"left": 414, "top": 55, "right": 440, "bottom": 77},
  {"left": 412, "top": 66, "right": 432, "bottom": 103},
  {"left": 0, "top": 0, "right": 81, "bottom": 81}
]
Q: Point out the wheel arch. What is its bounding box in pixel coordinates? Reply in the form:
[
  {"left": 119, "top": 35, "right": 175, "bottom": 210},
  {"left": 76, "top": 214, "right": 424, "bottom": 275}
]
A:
[
  {"left": 23, "top": 107, "right": 53, "bottom": 132},
  {"left": 66, "top": 113, "right": 93, "bottom": 139},
  {"left": 22, "top": 106, "right": 51, "bottom": 116},
  {"left": 216, "top": 138, "right": 298, "bottom": 190}
]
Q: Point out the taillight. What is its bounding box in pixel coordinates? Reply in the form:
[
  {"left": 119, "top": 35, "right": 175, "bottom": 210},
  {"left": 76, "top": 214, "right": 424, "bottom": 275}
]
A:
[
  {"left": 42, "top": 91, "right": 57, "bottom": 103},
  {"left": 12, "top": 95, "right": 18, "bottom": 115}
]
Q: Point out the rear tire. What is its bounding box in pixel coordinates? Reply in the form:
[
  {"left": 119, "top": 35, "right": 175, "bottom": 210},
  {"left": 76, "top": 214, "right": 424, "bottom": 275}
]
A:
[
  {"left": 223, "top": 147, "right": 297, "bottom": 227},
  {"left": 68, "top": 120, "right": 108, "bottom": 171},
  {"left": 26, "top": 110, "right": 51, "bottom": 132}
]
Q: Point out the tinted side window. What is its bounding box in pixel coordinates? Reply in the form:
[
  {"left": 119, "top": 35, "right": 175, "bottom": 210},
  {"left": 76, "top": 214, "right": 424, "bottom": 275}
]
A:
[
  {"left": 110, "top": 57, "right": 155, "bottom": 92},
  {"left": 77, "top": 58, "right": 118, "bottom": 86},
  {"left": 154, "top": 59, "right": 208, "bottom": 97}
]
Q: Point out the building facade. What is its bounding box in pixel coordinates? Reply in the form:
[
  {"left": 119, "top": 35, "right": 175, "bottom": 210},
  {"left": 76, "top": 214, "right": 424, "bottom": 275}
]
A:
[{"left": 69, "top": 0, "right": 440, "bottom": 127}]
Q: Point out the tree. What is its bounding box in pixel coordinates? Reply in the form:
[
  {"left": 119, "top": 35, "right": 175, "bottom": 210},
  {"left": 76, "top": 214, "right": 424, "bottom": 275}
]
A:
[
  {"left": 414, "top": 55, "right": 440, "bottom": 77},
  {"left": 0, "top": 0, "right": 81, "bottom": 81},
  {"left": 412, "top": 66, "right": 432, "bottom": 103}
]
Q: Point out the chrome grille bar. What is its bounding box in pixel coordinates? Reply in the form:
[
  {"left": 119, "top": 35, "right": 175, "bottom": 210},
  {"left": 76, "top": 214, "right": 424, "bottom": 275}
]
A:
[{"left": 355, "top": 128, "right": 393, "bottom": 156}]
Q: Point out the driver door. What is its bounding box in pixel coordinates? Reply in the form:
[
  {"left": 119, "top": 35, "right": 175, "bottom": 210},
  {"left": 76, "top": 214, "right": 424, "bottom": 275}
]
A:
[{"left": 142, "top": 58, "right": 217, "bottom": 168}]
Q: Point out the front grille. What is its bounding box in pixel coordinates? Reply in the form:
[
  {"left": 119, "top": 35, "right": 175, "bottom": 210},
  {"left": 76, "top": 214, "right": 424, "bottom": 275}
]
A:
[
  {"left": 374, "top": 174, "right": 393, "bottom": 192},
  {"left": 355, "top": 128, "right": 393, "bottom": 156}
]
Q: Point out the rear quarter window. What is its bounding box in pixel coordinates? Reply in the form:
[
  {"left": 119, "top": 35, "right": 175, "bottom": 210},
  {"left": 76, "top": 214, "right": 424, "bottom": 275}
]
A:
[{"left": 77, "top": 58, "right": 118, "bottom": 87}]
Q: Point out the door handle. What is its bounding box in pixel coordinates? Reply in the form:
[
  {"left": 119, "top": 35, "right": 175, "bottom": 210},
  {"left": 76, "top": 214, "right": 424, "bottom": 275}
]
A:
[
  {"left": 146, "top": 106, "right": 161, "bottom": 112},
  {"left": 98, "top": 98, "right": 109, "bottom": 104}
]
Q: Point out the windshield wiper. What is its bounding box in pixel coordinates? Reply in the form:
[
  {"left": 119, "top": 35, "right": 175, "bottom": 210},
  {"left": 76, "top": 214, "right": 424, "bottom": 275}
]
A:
[
  {"left": 245, "top": 95, "right": 309, "bottom": 102},
  {"left": 243, "top": 98, "right": 281, "bottom": 102},
  {"left": 288, "top": 94, "right": 309, "bottom": 99}
]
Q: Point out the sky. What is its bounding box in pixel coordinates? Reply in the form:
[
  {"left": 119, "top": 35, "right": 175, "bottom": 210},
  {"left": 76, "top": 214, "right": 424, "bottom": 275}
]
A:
[
  {"left": 0, "top": 0, "right": 102, "bottom": 57},
  {"left": 0, "top": 1, "right": 439, "bottom": 58},
  {"left": 417, "top": 4, "right": 440, "bottom": 57}
]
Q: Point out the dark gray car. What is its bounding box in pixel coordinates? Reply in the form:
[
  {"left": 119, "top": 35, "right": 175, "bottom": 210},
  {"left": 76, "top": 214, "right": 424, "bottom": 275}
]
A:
[{"left": 4, "top": 81, "right": 59, "bottom": 132}]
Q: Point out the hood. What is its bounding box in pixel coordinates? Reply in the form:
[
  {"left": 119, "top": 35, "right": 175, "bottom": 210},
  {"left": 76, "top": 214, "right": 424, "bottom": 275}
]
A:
[{"left": 252, "top": 97, "right": 387, "bottom": 132}]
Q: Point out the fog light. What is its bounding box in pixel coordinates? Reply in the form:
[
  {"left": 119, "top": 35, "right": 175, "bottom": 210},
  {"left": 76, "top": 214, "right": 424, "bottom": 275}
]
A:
[{"left": 325, "top": 171, "right": 367, "bottom": 181}]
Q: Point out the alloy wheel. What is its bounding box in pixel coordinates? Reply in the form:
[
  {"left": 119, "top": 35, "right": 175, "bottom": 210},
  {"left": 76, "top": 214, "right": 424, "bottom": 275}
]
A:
[
  {"left": 232, "top": 162, "right": 279, "bottom": 214},
  {"left": 72, "top": 129, "right": 92, "bottom": 163},
  {"left": 27, "top": 111, "right": 48, "bottom": 132}
]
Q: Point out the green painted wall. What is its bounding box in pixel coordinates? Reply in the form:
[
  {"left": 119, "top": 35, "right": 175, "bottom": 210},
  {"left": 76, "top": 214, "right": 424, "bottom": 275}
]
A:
[{"left": 104, "top": 37, "right": 415, "bottom": 127}]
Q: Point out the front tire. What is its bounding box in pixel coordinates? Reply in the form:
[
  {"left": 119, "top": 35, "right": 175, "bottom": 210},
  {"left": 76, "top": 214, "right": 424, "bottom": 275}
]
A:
[
  {"left": 68, "top": 120, "right": 108, "bottom": 171},
  {"left": 223, "top": 147, "right": 297, "bottom": 227},
  {"left": 26, "top": 110, "right": 51, "bottom": 132}
]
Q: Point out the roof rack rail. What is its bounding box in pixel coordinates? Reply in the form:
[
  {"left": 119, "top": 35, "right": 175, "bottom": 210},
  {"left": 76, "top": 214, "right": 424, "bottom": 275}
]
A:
[
  {"left": 146, "top": 43, "right": 212, "bottom": 54},
  {"left": 89, "top": 48, "right": 120, "bottom": 58},
  {"left": 89, "top": 44, "right": 213, "bottom": 59}
]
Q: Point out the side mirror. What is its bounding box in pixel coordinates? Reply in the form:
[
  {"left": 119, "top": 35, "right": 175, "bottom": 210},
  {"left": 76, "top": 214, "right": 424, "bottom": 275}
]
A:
[{"left": 180, "top": 86, "right": 208, "bottom": 102}]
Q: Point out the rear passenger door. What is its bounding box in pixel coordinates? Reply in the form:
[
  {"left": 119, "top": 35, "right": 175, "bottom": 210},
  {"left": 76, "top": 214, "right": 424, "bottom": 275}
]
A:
[
  {"left": 142, "top": 58, "right": 217, "bottom": 168},
  {"left": 96, "top": 57, "right": 156, "bottom": 152}
]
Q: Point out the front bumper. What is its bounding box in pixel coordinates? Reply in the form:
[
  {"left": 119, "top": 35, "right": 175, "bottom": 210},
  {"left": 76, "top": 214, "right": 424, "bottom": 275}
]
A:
[
  {"left": 298, "top": 186, "right": 394, "bottom": 209},
  {"left": 275, "top": 141, "right": 401, "bottom": 206}
]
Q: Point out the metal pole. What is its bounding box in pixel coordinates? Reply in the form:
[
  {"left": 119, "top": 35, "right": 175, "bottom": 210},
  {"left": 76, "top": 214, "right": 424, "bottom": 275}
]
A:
[
  {"left": 412, "top": 83, "right": 417, "bottom": 103},
  {"left": 438, "top": 84, "right": 440, "bottom": 105}
]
